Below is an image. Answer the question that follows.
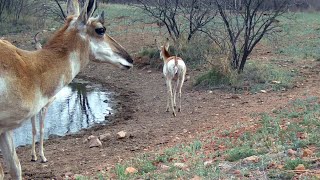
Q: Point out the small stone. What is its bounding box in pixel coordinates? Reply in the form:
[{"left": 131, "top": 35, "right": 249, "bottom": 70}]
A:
[
  {"left": 89, "top": 136, "right": 102, "bottom": 148},
  {"left": 260, "top": 90, "right": 267, "bottom": 93},
  {"left": 234, "top": 170, "right": 241, "bottom": 175},
  {"left": 87, "top": 135, "right": 96, "bottom": 140},
  {"left": 125, "top": 167, "right": 138, "bottom": 174},
  {"left": 302, "top": 148, "right": 313, "bottom": 158},
  {"left": 295, "top": 164, "right": 306, "bottom": 171},
  {"left": 208, "top": 90, "right": 213, "bottom": 94},
  {"left": 271, "top": 81, "right": 281, "bottom": 84},
  {"left": 287, "top": 149, "right": 297, "bottom": 157},
  {"left": 204, "top": 160, "right": 213, "bottom": 167},
  {"left": 64, "top": 172, "right": 73, "bottom": 177},
  {"left": 117, "top": 131, "right": 127, "bottom": 139},
  {"left": 147, "top": 70, "right": 152, "bottom": 73},
  {"left": 159, "top": 164, "right": 170, "bottom": 171},
  {"left": 174, "top": 163, "right": 187, "bottom": 169},
  {"left": 243, "top": 155, "right": 260, "bottom": 163},
  {"left": 99, "top": 133, "right": 112, "bottom": 141},
  {"left": 231, "top": 95, "right": 241, "bottom": 99},
  {"left": 190, "top": 175, "right": 202, "bottom": 180}
]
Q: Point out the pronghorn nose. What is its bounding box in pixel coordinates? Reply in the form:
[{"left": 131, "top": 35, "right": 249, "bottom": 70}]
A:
[{"left": 127, "top": 56, "right": 133, "bottom": 64}]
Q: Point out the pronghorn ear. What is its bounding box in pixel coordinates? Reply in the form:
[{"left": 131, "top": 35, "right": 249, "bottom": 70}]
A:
[
  {"left": 67, "top": 0, "right": 80, "bottom": 17},
  {"left": 164, "top": 40, "right": 170, "bottom": 51},
  {"left": 98, "top": 11, "right": 105, "bottom": 24},
  {"left": 79, "top": 0, "right": 97, "bottom": 24}
]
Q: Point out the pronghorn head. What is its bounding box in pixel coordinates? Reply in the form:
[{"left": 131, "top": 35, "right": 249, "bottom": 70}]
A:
[
  {"left": 65, "top": 0, "right": 133, "bottom": 69},
  {"left": 156, "top": 38, "right": 170, "bottom": 61}
]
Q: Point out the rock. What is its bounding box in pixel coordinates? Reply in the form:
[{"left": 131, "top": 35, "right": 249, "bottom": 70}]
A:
[
  {"left": 295, "top": 164, "right": 306, "bottom": 171},
  {"left": 117, "top": 131, "right": 127, "bottom": 139},
  {"left": 88, "top": 136, "right": 102, "bottom": 148},
  {"left": 234, "top": 170, "right": 241, "bottom": 175},
  {"left": 218, "top": 162, "right": 233, "bottom": 171},
  {"left": 190, "top": 175, "right": 202, "bottom": 180},
  {"left": 88, "top": 135, "right": 96, "bottom": 140},
  {"left": 125, "top": 167, "right": 138, "bottom": 174},
  {"left": 287, "top": 149, "right": 297, "bottom": 157},
  {"left": 159, "top": 164, "right": 170, "bottom": 171},
  {"left": 204, "top": 160, "right": 213, "bottom": 167},
  {"left": 174, "top": 163, "right": 187, "bottom": 169},
  {"left": 243, "top": 155, "right": 260, "bottom": 163},
  {"left": 99, "top": 133, "right": 112, "bottom": 141},
  {"left": 271, "top": 81, "right": 281, "bottom": 84},
  {"left": 297, "top": 132, "right": 308, "bottom": 139},
  {"left": 260, "top": 90, "right": 267, "bottom": 93},
  {"left": 231, "top": 95, "right": 241, "bottom": 99},
  {"left": 302, "top": 148, "right": 313, "bottom": 158},
  {"left": 64, "top": 172, "right": 73, "bottom": 177}
]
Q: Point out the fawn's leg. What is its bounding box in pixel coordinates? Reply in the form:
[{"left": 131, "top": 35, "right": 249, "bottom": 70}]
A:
[
  {"left": 178, "top": 75, "right": 185, "bottom": 112},
  {"left": 167, "top": 79, "right": 176, "bottom": 117}
]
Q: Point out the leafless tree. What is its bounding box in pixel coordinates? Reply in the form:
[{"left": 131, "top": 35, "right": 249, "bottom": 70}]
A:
[
  {"left": 180, "top": 0, "right": 217, "bottom": 41},
  {"left": 136, "top": 0, "right": 216, "bottom": 42},
  {"left": 213, "top": 0, "right": 292, "bottom": 73}
]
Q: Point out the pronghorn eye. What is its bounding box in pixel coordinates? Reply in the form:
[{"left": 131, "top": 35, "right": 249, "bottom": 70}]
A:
[{"left": 95, "top": 27, "right": 106, "bottom": 35}]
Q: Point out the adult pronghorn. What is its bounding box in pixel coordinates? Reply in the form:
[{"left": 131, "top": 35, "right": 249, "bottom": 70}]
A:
[
  {"left": 0, "top": 0, "right": 133, "bottom": 179},
  {"left": 158, "top": 39, "right": 187, "bottom": 117}
]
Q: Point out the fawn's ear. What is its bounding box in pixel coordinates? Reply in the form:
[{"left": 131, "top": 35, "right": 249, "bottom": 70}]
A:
[{"left": 164, "top": 38, "right": 170, "bottom": 51}]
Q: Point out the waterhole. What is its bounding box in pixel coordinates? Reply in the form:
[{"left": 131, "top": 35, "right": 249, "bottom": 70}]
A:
[{"left": 13, "top": 79, "right": 114, "bottom": 147}]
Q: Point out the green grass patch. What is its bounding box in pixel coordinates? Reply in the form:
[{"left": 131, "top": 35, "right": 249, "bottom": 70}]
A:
[
  {"left": 242, "top": 61, "right": 296, "bottom": 92},
  {"left": 195, "top": 68, "right": 232, "bottom": 88},
  {"left": 225, "top": 146, "right": 256, "bottom": 162},
  {"left": 271, "top": 12, "right": 320, "bottom": 60},
  {"left": 284, "top": 158, "right": 310, "bottom": 170},
  {"left": 195, "top": 61, "right": 296, "bottom": 92}
]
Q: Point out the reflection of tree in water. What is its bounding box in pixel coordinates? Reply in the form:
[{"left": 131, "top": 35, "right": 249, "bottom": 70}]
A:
[{"left": 66, "top": 83, "right": 97, "bottom": 133}]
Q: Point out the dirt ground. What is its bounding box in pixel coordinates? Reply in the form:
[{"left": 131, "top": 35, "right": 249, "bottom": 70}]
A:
[{"left": 1, "top": 31, "right": 320, "bottom": 179}]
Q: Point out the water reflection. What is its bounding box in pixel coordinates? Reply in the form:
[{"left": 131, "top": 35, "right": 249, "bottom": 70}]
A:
[{"left": 13, "top": 79, "right": 113, "bottom": 147}]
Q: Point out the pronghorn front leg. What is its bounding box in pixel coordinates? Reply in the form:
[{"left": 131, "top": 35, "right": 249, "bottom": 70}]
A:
[
  {"left": 39, "top": 106, "right": 49, "bottom": 163},
  {"left": 0, "top": 131, "right": 22, "bottom": 180},
  {"left": 31, "top": 116, "right": 37, "bottom": 162}
]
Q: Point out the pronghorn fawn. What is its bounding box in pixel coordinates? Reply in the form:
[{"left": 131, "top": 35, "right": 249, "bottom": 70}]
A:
[
  {"left": 0, "top": 0, "right": 133, "bottom": 179},
  {"left": 30, "top": 32, "right": 56, "bottom": 163},
  {"left": 158, "top": 39, "right": 187, "bottom": 117}
]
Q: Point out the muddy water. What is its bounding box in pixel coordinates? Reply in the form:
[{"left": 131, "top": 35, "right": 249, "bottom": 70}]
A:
[{"left": 13, "top": 79, "right": 114, "bottom": 147}]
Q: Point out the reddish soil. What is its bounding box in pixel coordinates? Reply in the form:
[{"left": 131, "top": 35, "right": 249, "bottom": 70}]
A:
[{"left": 1, "top": 31, "right": 320, "bottom": 179}]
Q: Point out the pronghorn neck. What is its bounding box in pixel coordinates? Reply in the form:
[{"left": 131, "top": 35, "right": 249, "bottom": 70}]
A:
[
  {"left": 161, "top": 46, "right": 171, "bottom": 63},
  {"left": 162, "top": 46, "right": 179, "bottom": 66},
  {"left": 32, "top": 18, "right": 90, "bottom": 97}
]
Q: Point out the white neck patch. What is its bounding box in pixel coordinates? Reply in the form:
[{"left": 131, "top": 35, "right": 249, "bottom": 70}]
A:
[{"left": 69, "top": 51, "right": 81, "bottom": 79}]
